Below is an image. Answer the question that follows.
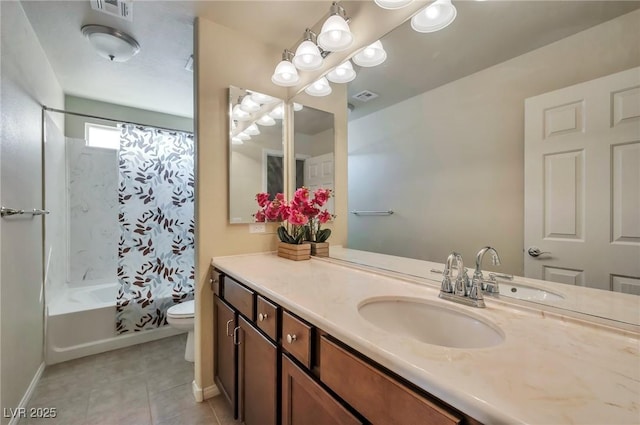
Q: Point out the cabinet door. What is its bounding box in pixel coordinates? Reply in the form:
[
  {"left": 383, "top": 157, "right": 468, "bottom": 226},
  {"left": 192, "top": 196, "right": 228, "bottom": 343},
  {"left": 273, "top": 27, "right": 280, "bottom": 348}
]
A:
[
  {"left": 282, "top": 355, "right": 362, "bottom": 425},
  {"left": 238, "top": 316, "right": 278, "bottom": 425},
  {"left": 215, "top": 296, "right": 236, "bottom": 412}
]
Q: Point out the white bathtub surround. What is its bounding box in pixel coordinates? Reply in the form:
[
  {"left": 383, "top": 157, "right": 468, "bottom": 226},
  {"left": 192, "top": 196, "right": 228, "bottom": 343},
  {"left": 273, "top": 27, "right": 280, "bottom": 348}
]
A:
[
  {"left": 46, "top": 283, "right": 184, "bottom": 364},
  {"left": 211, "top": 253, "right": 640, "bottom": 424},
  {"left": 67, "top": 138, "right": 118, "bottom": 284},
  {"left": 117, "top": 125, "right": 195, "bottom": 334}
]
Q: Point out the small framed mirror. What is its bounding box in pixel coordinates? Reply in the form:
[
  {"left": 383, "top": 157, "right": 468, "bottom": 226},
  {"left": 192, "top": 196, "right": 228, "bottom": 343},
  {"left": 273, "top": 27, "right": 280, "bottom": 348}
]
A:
[
  {"left": 228, "top": 86, "right": 285, "bottom": 223},
  {"left": 292, "top": 103, "right": 335, "bottom": 214}
]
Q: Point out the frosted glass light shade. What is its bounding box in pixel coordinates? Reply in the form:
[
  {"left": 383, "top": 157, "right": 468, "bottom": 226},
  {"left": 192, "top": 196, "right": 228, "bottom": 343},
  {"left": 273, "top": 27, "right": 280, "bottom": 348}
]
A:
[
  {"left": 374, "top": 0, "right": 414, "bottom": 9},
  {"left": 411, "top": 0, "right": 457, "bottom": 33},
  {"left": 293, "top": 41, "right": 323, "bottom": 71},
  {"left": 269, "top": 105, "right": 284, "bottom": 119},
  {"left": 353, "top": 40, "right": 387, "bottom": 67},
  {"left": 317, "top": 15, "right": 353, "bottom": 52},
  {"left": 231, "top": 137, "right": 243, "bottom": 145},
  {"left": 237, "top": 132, "right": 251, "bottom": 141},
  {"left": 327, "top": 60, "right": 356, "bottom": 84},
  {"left": 240, "top": 96, "right": 260, "bottom": 113},
  {"left": 251, "top": 92, "right": 278, "bottom": 104},
  {"left": 293, "top": 103, "right": 303, "bottom": 112},
  {"left": 245, "top": 124, "right": 260, "bottom": 136},
  {"left": 272, "top": 60, "right": 300, "bottom": 87},
  {"left": 82, "top": 25, "right": 140, "bottom": 63},
  {"left": 305, "top": 77, "right": 332, "bottom": 97},
  {"left": 257, "top": 115, "right": 276, "bottom": 126},
  {"left": 232, "top": 105, "right": 250, "bottom": 121}
]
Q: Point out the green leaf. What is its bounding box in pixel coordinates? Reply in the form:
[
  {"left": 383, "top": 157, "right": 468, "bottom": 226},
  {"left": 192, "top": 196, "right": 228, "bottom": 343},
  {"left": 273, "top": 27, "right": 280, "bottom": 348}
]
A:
[{"left": 316, "top": 229, "right": 331, "bottom": 243}]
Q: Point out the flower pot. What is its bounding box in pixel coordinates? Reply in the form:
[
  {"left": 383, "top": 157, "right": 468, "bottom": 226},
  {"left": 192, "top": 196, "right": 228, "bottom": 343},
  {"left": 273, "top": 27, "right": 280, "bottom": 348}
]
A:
[
  {"left": 309, "top": 242, "right": 329, "bottom": 257},
  {"left": 277, "top": 242, "right": 311, "bottom": 261}
]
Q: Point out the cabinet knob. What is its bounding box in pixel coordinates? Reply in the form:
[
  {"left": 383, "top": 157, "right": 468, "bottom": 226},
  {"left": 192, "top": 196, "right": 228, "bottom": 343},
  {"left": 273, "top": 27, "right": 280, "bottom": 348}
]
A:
[
  {"left": 258, "top": 313, "right": 268, "bottom": 322},
  {"left": 286, "top": 333, "right": 297, "bottom": 344}
]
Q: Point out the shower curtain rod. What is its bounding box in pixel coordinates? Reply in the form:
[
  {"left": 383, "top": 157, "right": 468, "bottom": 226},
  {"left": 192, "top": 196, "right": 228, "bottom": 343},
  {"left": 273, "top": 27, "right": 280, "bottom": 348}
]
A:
[{"left": 42, "top": 106, "right": 193, "bottom": 135}]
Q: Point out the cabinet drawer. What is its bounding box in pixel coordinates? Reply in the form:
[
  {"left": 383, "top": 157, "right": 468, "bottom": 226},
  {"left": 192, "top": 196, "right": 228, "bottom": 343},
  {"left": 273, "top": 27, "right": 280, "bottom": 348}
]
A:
[
  {"left": 282, "top": 311, "right": 313, "bottom": 369},
  {"left": 256, "top": 295, "right": 278, "bottom": 341},
  {"left": 224, "top": 276, "right": 255, "bottom": 320},
  {"left": 320, "top": 337, "right": 462, "bottom": 425}
]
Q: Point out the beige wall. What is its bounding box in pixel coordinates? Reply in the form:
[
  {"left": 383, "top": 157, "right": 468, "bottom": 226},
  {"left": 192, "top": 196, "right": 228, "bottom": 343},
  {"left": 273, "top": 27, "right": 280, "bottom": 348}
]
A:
[
  {"left": 0, "top": 1, "right": 64, "bottom": 420},
  {"left": 195, "top": 15, "right": 349, "bottom": 395},
  {"left": 64, "top": 95, "right": 193, "bottom": 138},
  {"left": 348, "top": 10, "right": 640, "bottom": 276}
]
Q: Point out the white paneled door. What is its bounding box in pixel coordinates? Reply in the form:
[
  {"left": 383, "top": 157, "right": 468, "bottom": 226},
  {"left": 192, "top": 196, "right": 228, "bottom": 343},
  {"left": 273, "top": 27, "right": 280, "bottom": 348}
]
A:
[
  {"left": 524, "top": 67, "right": 640, "bottom": 294},
  {"left": 304, "top": 153, "right": 335, "bottom": 215}
]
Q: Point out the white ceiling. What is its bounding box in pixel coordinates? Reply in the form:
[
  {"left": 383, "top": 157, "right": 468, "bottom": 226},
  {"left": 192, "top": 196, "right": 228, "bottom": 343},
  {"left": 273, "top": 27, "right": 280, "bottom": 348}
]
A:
[{"left": 21, "top": 1, "right": 640, "bottom": 122}]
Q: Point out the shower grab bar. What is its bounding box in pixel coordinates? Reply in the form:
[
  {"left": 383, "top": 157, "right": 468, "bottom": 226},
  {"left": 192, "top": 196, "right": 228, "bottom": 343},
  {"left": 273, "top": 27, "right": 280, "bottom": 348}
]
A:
[
  {"left": 1, "top": 207, "right": 50, "bottom": 218},
  {"left": 350, "top": 210, "right": 394, "bottom": 216}
]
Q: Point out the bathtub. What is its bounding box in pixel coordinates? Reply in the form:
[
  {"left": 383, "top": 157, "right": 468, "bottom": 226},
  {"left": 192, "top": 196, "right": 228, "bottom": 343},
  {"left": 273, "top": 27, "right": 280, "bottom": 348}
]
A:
[{"left": 46, "top": 282, "right": 184, "bottom": 365}]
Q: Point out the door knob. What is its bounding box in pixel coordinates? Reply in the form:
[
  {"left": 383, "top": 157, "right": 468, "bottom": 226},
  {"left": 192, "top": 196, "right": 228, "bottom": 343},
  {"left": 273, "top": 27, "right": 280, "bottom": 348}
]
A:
[{"left": 527, "top": 246, "right": 550, "bottom": 258}]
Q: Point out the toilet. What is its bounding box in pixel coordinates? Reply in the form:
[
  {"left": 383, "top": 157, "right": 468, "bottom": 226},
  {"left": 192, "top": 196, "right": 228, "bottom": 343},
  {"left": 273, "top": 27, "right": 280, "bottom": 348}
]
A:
[{"left": 167, "top": 300, "right": 195, "bottom": 362}]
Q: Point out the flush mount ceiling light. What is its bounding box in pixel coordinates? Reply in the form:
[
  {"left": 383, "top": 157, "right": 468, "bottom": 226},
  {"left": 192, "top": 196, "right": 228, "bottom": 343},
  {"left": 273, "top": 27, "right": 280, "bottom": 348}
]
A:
[
  {"left": 257, "top": 115, "right": 277, "bottom": 126},
  {"left": 240, "top": 96, "right": 260, "bottom": 113},
  {"left": 327, "top": 60, "right": 356, "bottom": 83},
  {"left": 81, "top": 25, "right": 140, "bottom": 62},
  {"left": 353, "top": 40, "right": 387, "bottom": 67},
  {"left": 244, "top": 124, "right": 261, "bottom": 136},
  {"left": 305, "top": 77, "right": 332, "bottom": 97},
  {"left": 272, "top": 50, "right": 300, "bottom": 87},
  {"left": 293, "top": 29, "right": 324, "bottom": 71},
  {"left": 317, "top": 2, "right": 353, "bottom": 52},
  {"left": 374, "top": 0, "right": 414, "bottom": 9},
  {"left": 411, "top": 0, "right": 457, "bottom": 33}
]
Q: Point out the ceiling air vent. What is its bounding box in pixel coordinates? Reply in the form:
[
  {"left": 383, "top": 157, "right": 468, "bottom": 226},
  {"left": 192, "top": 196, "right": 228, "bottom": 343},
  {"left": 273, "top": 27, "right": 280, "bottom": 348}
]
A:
[
  {"left": 91, "top": 0, "right": 133, "bottom": 22},
  {"left": 352, "top": 90, "right": 379, "bottom": 103}
]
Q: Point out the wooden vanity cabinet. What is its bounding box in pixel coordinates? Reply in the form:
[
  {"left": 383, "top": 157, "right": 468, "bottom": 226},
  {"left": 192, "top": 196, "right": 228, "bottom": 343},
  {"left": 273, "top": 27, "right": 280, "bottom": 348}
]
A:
[{"left": 214, "top": 296, "right": 236, "bottom": 411}]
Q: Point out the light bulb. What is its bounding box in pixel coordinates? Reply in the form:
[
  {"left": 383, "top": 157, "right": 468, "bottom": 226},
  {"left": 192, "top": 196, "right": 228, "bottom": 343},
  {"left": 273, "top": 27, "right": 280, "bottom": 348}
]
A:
[
  {"left": 302, "top": 55, "right": 313, "bottom": 64},
  {"left": 336, "top": 68, "right": 346, "bottom": 76},
  {"left": 364, "top": 48, "right": 375, "bottom": 58},
  {"left": 426, "top": 5, "right": 440, "bottom": 19},
  {"left": 282, "top": 72, "right": 291, "bottom": 81}
]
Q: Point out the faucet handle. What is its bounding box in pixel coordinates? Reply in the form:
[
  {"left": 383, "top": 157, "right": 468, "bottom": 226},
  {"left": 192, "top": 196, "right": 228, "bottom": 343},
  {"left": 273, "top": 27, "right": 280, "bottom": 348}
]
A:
[
  {"left": 468, "top": 280, "right": 485, "bottom": 306},
  {"left": 440, "top": 275, "right": 454, "bottom": 293}
]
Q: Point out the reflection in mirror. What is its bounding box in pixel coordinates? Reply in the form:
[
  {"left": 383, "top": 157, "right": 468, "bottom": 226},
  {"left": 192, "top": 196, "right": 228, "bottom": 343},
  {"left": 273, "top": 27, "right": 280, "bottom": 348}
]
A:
[
  {"left": 228, "top": 86, "right": 284, "bottom": 223},
  {"left": 293, "top": 104, "right": 336, "bottom": 215},
  {"left": 342, "top": 2, "right": 640, "bottom": 323}
]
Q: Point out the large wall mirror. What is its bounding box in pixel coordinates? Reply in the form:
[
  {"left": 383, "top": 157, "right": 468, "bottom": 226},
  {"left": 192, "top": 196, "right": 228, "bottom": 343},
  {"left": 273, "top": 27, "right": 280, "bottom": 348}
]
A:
[
  {"left": 340, "top": 2, "right": 640, "bottom": 324},
  {"left": 292, "top": 102, "right": 335, "bottom": 215},
  {"left": 228, "top": 86, "right": 285, "bottom": 223}
]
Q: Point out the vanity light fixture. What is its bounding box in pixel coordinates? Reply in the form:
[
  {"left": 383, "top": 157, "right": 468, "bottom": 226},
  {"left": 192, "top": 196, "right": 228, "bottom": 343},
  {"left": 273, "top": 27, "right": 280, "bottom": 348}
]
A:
[
  {"left": 244, "top": 123, "right": 260, "bottom": 136},
  {"left": 411, "top": 0, "right": 457, "bottom": 33},
  {"left": 240, "top": 95, "right": 260, "bottom": 113},
  {"left": 305, "top": 77, "right": 332, "bottom": 97},
  {"left": 232, "top": 105, "right": 251, "bottom": 121},
  {"left": 293, "top": 103, "right": 303, "bottom": 111},
  {"left": 352, "top": 40, "right": 387, "bottom": 67},
  {"left": 317, "top": 2, "right": 354, "bottom": 52},
  {"left": 269, "top": 105, "right": 285, "bottom": 119},
  {"left": 272, "top": 50, "right": 300, "bottom": 87},
  {"left": 374, "top": 0, "right": 414, "bottom": 9},
  {"left": 327, "top": 60, "right": 356, "bottom": 83},
  {"left": 251, "top": 92, "right": 279, "bottom": 104},
  {"left": 81, "top": 24, "right": 140, "bottom": 62},
  {"left": 237, "top": 132, "right": 251, "bottom": 141},
  {"left": 231, "top": 137, "right": 243, "bottom": 145},
  {"left": 257, "top": 115, "right": 277, "bottom": 126},
  {"left": 293, "top": 29, "right": 324, "bottom": 71}
]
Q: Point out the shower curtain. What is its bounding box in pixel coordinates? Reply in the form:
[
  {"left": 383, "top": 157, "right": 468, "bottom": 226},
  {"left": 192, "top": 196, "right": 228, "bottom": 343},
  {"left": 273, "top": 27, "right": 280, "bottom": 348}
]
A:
[{"left": 116, "top": 124, "right": 195, "bottom": 334}]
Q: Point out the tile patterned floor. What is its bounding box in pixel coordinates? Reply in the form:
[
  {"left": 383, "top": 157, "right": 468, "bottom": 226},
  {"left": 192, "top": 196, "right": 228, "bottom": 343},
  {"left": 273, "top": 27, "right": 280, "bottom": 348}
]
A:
[{"left": 24, "top": 334, "right": 240, "bottom": 425}]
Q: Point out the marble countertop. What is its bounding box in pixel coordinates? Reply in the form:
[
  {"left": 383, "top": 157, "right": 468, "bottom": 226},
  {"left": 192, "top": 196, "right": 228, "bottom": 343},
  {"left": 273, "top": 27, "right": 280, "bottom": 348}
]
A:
[{"left": 212, "top": 252, "right": 640, "bottom": 425}]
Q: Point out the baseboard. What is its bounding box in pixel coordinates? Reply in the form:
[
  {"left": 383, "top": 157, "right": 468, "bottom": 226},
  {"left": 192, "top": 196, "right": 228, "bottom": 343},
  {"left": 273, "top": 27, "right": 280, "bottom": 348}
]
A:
[
  {"left": 8, "top": 362, "right": 45, "bottom": 425},
  {"left": 192, "top": 380, "right": 220, "bottom": 402}
]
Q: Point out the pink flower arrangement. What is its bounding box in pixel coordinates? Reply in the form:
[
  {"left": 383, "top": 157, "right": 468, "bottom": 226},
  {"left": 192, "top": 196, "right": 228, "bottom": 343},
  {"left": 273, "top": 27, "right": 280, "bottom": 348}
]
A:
[{"left": 254, "top": 187, "right": 334, "bottom": 244}]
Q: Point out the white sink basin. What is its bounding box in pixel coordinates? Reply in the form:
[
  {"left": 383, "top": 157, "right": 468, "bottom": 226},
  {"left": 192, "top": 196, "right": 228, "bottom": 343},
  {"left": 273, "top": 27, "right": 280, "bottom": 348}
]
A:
[
  {"left": 358, "top": 297, "right": 505, "bottom": 349},
  {"left": 499, "top": 282, "right": 564, "bottom": 302}
]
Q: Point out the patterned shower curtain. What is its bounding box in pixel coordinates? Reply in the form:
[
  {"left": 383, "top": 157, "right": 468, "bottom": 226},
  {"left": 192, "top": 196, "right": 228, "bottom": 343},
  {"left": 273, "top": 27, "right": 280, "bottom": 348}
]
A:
[{"left": 116, "top": 125, "right": 195, "bottom": 334}]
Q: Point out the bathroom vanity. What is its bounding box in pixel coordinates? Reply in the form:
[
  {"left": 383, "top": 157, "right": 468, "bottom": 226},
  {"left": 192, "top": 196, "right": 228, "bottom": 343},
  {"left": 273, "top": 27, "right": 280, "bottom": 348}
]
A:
[{"left": 211, "top": 252, "right": 639, "bottom": 424}]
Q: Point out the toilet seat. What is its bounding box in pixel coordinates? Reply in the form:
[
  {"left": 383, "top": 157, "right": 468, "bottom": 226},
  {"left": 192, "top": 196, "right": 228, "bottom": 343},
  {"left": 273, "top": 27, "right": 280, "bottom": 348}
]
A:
[{"left": 167, "top": 300, "right": 194, "bottom": 319}]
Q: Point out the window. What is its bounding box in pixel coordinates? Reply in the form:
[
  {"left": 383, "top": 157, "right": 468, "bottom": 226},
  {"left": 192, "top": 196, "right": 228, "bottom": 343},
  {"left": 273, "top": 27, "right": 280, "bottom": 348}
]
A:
[{"left": 85, "top": 123, "right": 121, "bottom": 150}]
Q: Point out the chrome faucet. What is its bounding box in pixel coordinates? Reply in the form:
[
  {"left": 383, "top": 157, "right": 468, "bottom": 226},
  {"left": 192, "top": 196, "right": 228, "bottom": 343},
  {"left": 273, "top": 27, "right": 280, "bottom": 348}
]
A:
[
  {"left": 472, "top": 246, "right": 502, "bottom": 294},
  {"left": 439, "top": 252, "right": 485, "bottom": 308}
]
